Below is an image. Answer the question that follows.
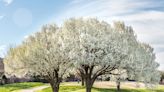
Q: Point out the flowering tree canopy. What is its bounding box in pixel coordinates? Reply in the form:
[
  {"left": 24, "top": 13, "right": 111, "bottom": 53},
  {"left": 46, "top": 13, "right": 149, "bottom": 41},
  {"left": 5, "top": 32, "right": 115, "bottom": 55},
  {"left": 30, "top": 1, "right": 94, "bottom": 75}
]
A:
[
  {"left": 60, "top": 18, "right": 160, "bottom": 92},
  {"left": 4, "top": 18, "right": 160, "bottom": 92},
  {"left": 4, "top": 24, "right": 73, "bottom": 92}
]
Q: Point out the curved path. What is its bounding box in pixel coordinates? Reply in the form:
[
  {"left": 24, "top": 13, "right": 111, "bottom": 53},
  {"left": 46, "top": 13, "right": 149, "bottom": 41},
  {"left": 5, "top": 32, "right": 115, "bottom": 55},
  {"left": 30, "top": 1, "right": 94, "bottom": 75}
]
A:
[{"left": 15, "top": 85, "right": 49, "bottom": 92}]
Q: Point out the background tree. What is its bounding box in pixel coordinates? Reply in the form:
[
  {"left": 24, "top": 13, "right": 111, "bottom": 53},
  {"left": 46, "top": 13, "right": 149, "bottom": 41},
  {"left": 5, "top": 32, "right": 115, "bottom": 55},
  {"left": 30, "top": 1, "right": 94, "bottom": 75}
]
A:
[
  {"left": 110, "top": 43, "right": 160, "bottom": 91},
  {"left": 4, "top": 24, "right": 72, "bottom": 92},
  {"left": 160, "top": 71, "right": 164, "bottom": 84},
  {"left": 126, "top": 43, "right": 160, "bottom": 88},
  {"left": 75, "top": 69, "right": 85, "bottom": 86}
]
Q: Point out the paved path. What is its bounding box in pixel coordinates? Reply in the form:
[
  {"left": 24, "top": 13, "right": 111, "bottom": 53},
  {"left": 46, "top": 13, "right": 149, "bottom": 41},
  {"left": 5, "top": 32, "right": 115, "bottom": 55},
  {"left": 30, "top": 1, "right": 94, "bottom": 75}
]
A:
[{"left": 16, "top": 85, "right": 49, "bottom": 92}]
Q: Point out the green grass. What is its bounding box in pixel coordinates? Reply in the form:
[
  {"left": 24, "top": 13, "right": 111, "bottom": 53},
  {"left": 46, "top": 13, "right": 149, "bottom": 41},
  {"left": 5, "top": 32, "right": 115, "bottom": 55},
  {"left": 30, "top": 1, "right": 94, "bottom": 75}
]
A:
[
  {"left": 0, "top": 82, "right": 44, "bottom": 92},
  {"left": 37, "top": 86, "right": 85, "bottom": 92},
  {"left": 37, "top": 86, "right": 164, "bottom": 92},
  {"left": 0, "top": 82, "right": 164, "bottom": 92}
]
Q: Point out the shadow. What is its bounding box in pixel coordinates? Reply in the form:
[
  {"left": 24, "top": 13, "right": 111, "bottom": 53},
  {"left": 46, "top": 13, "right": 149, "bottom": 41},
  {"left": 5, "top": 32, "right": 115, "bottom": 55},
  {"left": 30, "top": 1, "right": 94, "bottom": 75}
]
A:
[
  {"left": 93, "top": 87, "right": 146, "bottom": 92},
  {"left": 60, "top": 86, "right": 85, "bottom": 92}
]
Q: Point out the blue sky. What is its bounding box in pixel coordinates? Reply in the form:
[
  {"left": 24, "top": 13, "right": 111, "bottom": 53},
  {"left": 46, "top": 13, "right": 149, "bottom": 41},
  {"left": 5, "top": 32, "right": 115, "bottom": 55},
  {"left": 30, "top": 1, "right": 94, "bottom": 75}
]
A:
[
  {"left": 0, "top": 0, "right": 70, "bottom": 45},
  {"left": 0, "top": 0, "right": 164, "bottom": 70}
]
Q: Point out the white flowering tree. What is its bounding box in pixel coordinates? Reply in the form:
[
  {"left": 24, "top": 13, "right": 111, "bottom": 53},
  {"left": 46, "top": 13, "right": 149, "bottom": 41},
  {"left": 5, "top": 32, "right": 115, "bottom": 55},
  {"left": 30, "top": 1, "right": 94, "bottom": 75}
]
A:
[
  {"left": 60, "top": 18, "right": 160, "bottom": 92},
  {"left": 4, "top": 18, "right": 160, "bottom": 92},
  {"left": 109, "top": 22, "right": 160, "bottom": 91},
  {"left": 60, "top": 18, "right": 136, "bottom": 92},
  {"left": 110, "top": 43, "right": 160, "bottom": 91},
  {"left": 4, "top": 24, "right": 72, "bottom": 92},
  {"left": 126, "top": 43, "right": 160, "bottom": 87}
]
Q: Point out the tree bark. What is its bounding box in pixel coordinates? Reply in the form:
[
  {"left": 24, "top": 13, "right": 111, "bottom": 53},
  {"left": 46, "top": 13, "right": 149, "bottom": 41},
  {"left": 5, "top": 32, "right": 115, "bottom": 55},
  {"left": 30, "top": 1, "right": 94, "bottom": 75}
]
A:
[
  {"left": 81, "top": 76, "right": 85, "bottom": 86},
  {"left": 83, "top": 65, "right": 97, "bottom": 92},
  {"left": 48, "top": 74, "right": 61, "bottom": 92},
  {"left": 81, "top": 65, "right": 116, "bottom": 92},
  {"left": 85, "top": 77, "right": 93, "bottom": 92},
  {"left": 50, "top": 82, "right": 60, "bottom": 92},
  {"left": 116, "top": 81, "right": 120, "bottom": 92},
  {"left": 86, "top": 86, "right": 92, "bottom": 92}
]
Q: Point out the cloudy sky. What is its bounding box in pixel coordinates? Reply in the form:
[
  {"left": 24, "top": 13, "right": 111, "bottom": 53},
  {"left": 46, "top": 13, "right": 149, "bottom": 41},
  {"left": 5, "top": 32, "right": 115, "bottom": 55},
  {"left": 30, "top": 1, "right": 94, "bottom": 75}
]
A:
[{"left": 0, "top": 0, "right": 164, "bottom": 70}]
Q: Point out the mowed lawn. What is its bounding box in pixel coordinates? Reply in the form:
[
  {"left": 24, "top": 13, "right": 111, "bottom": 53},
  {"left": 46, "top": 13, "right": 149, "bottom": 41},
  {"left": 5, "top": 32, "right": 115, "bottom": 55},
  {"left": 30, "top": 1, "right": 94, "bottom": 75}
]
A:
[
  {"left": 37, "top": 86, "right": 164, "bottom": 92},
  {"left": 37, "top": 82, "right": 164, "bottom": 92},
  {"left": 0, "top": 82, "right": 44, "bottom": 92},
  {"left": 0, "top": 81, "right": 164, "bottom": 92}
]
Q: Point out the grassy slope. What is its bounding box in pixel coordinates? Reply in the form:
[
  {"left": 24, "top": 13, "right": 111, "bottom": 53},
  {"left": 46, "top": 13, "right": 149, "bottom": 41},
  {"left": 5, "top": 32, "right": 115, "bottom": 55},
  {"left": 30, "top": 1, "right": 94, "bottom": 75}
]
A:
[{"left": 0, "top": 82, "right": 44, "bottom": 92}]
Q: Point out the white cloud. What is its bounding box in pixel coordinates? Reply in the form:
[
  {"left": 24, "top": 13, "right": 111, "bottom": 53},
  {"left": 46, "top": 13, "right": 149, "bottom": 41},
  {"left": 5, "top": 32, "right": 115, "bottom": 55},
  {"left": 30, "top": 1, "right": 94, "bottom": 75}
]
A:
[
  {"left": 54, "top": 0, "right": 164, "bottom": 19},
  {"left": 52, "top": 0, "right": 164, "bottom": 70},
  {"left": 24, "top": 35, "right": 29, "bottom": 39},
  {"left": 156, "top": 52, "right": 164, "bottom": 70},
  {"left": 109, "top": 11, "right": 164, "bottom": 22},
  {"left": 0, "top": 45, "right": 7, "bottom": 58},
  {"left": 2, "top": 0, "right": 13, "bottom": 6}
]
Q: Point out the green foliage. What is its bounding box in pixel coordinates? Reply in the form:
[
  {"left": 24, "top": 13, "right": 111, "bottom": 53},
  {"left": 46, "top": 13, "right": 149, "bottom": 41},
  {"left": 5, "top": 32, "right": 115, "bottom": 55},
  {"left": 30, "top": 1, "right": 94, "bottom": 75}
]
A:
[{"left": 0, "top": 82, "right": 44, "bottom": 92}]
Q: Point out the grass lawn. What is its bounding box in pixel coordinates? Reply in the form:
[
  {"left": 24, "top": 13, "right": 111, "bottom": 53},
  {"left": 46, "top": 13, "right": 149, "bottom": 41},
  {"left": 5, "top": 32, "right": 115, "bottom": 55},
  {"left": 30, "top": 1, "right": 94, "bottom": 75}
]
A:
[
  {"left": 0, "top": 82, "right": 44, "bottom": 92},
  {"left": 37, "top": 86, "right": 164, "bottom": 92},
  {"left": 37, "top": 82, "right": 164, "bottom": 92},
  {"left": 0, "top": 82, "right": 164, "bottom": 92}
]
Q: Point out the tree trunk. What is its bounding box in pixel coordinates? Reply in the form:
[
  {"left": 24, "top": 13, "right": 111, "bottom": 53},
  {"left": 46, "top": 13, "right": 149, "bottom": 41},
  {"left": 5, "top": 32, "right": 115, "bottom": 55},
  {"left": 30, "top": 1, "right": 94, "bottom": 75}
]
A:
[
  {"left": 116, "top": 81, "right": 120, "bottom": 92},
  {"left": 81, "top": 76, "right": 85, "bottom": 86},
  {"left": 83, "top": 65, "right": 97, "bottom": 92},
  {"left": 50, "top": 82, "right": 60, "bottom": 92},
  {"left": 86, "top": 86, "right": 92, "bottom": 92},
  {"left": 85, "top": 79, "right": 92, "bottom": 92},
  {"left": 85, "top": 76, "right": 95, "bottom": 92}
]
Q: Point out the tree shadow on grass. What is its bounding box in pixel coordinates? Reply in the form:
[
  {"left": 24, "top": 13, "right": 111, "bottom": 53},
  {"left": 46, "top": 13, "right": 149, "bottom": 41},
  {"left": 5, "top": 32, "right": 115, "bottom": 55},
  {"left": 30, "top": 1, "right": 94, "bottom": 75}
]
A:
[
  {"left": 60, "top": 86, "right": 85, "bottom": 92},
  {"left": 40, "top": 86, "right": 85, "bottom": 92},
  {"left": 155, "top": 89, "right": 164, "bottom": 92},
  {"left": 93, "top": 87, "right": 148, "bottom": 92},
  {"left": 93, "top": 87, "right": 164, "bottom": 92}
]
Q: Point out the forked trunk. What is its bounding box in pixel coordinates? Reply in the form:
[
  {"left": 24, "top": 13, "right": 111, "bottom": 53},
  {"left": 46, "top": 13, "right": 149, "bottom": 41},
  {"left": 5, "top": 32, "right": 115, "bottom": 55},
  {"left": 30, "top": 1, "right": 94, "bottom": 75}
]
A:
[
  {"left": 83, "top": 65, "right": 97, "bottom": 92},
  {"left": 85, "top": 76, "right": 95, "bottom": 92},
  {"left": 50, "top": 82, "right": 60, "bottom": 92},
  {"left": 85, "top": 79, "right": 92, "bottom": 92}
]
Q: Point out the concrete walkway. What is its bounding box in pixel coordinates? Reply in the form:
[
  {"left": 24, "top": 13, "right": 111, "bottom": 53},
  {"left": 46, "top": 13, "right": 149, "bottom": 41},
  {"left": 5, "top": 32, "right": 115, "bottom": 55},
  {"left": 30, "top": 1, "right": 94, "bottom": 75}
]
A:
[{"left": 15, "top": 85, "right": 49, "bottom": 92}]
